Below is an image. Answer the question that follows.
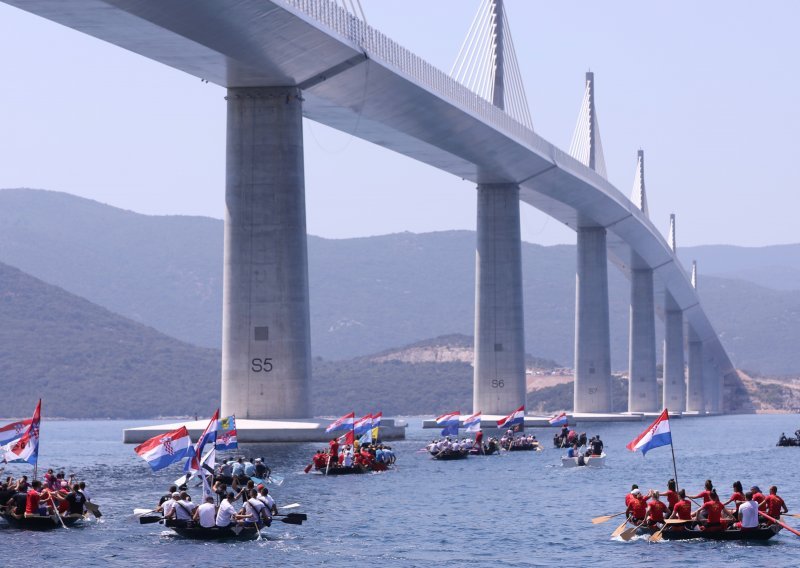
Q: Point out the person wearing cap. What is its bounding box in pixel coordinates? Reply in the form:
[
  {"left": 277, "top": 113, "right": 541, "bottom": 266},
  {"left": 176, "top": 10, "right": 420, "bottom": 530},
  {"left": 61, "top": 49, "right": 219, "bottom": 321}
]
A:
[
  {"left": 161, "top": 492, "right": 181, "bottom": 520},
  {"left": 172, "top": 491, "right": 196, "bottom": 527},
  {"left": 193, "top": 495, "right": 217, "bottom": 528},
  {"left": 625, "top": 485, "right": 640, "bottom": 511},
  {"left": 254, "top": 458, "right": 269, "bottom": 479},
  {"left": 626, "top": 489, "right": 647, "bottom": 523}
]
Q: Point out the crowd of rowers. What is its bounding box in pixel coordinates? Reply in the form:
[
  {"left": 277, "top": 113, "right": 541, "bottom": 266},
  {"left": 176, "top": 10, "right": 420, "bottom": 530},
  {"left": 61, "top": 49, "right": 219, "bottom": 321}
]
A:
[
  {"left": 154, "top": 477, "right": 278, "bottom": 529},
  {"left": 554, "top": 427, "right": 588, "bottom": 449},
  {"left": 564, "top": 434, "right": 604, "bottom": 458},
  {"left": 310, "top": 440, "right": 396, "bottom": 471},
  {"left": 210, "top": 457, "right": 271, "bottom": 488},
  {"left": 0, "top": 470, "right": 93, "bottom": 518},
  {"left": 427, "top": 436, "right": 490, "bottom": 456},
  {"left": 499, "top": 431, "right": 540, "bottom": 451},
  {"left": 624, "top": 478, "right": 788, "bottom": 531}
]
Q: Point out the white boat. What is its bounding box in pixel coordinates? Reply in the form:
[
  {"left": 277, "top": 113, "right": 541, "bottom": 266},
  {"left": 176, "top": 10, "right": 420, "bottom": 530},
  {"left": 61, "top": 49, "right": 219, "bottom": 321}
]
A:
[{"left": 560, "top": 452, "right": 606, "bottom": 468}]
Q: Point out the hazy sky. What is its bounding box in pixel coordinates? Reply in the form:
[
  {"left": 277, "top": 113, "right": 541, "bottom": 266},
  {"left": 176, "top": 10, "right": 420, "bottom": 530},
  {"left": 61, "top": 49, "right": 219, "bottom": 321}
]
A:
[{"left": 0, "top": 1, "right": 797, "bottom": 247}]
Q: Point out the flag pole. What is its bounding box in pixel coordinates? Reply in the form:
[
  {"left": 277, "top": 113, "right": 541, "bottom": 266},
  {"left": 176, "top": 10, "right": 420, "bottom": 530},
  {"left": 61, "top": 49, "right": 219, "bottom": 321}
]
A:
[{"left": 666, "top": 408, "right": 679, "bottom": 492}]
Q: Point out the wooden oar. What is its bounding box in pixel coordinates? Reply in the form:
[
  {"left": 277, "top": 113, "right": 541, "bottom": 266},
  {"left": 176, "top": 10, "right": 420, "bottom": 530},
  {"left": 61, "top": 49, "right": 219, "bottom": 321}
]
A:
[
  {"left": 279, "top": 503, "right": 300, "bottom": 510},
  {"left": 139, "top": 515, "right": 164, "bottom": 525},
  {"left": 783, "top": 512, "right": 800, "bottom": 518},
  {"left": 760, "top": 511, "right": 800, "bottom": 537},
  {"left": 276, "top": 514, "right": 305, "bottom": 525},
  {"left": 650, "top": 518, "right": 690, "bottom": 542},
  {"left": 592, "top": 511, "right": 626, "bottom": 524},
  {"left": 133, "top": 508, "right": 158, "bottom": 516},
  {"left": 610, "top": 517, "right": 629, "bottom": 538},
  {"left": 48, "top": 495, "right": 68, "bottom": 529},
  {"left": 620, "top": 520, "right": 647, "bottom": 541},
  {"left": 84, "top": 501, "right": 102, "bottom": 518}
]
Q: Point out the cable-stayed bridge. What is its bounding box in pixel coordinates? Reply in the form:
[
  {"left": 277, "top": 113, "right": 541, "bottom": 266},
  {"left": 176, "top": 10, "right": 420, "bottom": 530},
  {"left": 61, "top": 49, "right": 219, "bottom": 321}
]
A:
[{"left": 3, "top": 0, "right": 735, "bottom": 420}]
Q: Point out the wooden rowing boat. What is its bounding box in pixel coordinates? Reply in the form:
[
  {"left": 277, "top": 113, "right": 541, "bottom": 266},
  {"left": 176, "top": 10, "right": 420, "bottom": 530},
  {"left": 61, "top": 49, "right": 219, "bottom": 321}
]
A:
[
  {"left": 0, "top": 512, "right": 83, "bottom": 530},
  {"left": 164, "top": 519, "right": 262, "bottom": 540},
  {"left": 430, "top": 449, "right": 469, "bottom": 460},
  {"left": 636, "top": 524, "right": 781, "bottom": 541},
  {"left": 561, "top": 452, "right": 606, "bottom": 468}
]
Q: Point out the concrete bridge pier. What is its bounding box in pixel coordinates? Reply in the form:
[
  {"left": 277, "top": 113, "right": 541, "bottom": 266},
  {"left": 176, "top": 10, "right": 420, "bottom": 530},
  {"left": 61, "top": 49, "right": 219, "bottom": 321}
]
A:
[
  {"left": 628, "top": 265, "right": 658, "bottom": 412},
  {"left": 686, "top": 326, "right": 705, "bottom": 412},
  {"left": 704, "top": 357, "right": 722, "bottom": 413},
  {"left": 221, "top": 86, "right": 312, "bottom": 419},
  {"left": 574, "top": 226, "right": 612, "bottom": 412},
  {"left": 473, "top": 183, "right": 526, "bottom": 415},
  {"left": 662, "top": 292, "right": 686, "bottom": 412}
]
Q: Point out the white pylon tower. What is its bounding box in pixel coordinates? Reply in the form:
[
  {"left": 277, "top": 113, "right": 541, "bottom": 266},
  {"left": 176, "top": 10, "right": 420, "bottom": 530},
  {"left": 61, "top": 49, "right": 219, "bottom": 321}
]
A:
[
  {"left": 668, "top": 214, "right": 676, "bottom": 251},
  {"left": 631, "top": 150, "right": 648, "bottom": 216},
  {"left": 691, "top": 260, "right": 698, "bottom": 289},
  {"left": 451, "top": 0, "right": 533, "bottom": 129},
  {"left": 569, "top": 72, "right": 608, "bottom": 179}
]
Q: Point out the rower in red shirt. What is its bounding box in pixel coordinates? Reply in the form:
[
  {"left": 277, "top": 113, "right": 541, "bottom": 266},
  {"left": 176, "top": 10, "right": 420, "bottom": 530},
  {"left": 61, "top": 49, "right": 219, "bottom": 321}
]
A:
[
  {"left": 762, "top": 486, "right": 788, "bottom": 523},
  {"left": 627, "top": 490, "right": 647, "bottom": 523},
  {"left": 646, "top": 491, "right": 668, "bottom": 527},
  {"left": 661, "top": 479, "right": 680, "bottom": 513},
  {"left": 694, "top": 489, "right": 733, "bottom": 530},
  {"left": 667, "top": 490, "right": 693, "bottom": 531},
  {"left": 625, "top": 485, "right": 641, "bottom": 510},
  {"left": 723, "top": 480, "right": 746, "bottom": 518},
  {"left": 750, "top": 486, "right": 767, "bottom": 509},
  {"left": 25, "top": 481, "right": 42, "bottom": 515},
  {"left": 688, "top": 479, "right": 714, "bottom": 503}
]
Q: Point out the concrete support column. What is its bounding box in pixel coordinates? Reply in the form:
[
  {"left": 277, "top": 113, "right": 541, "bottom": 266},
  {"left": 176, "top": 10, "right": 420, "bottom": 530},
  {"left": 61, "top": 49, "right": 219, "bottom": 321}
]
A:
[
  {"left": 221, "top": 86, "right": 312, "bottom": 419},
  {"left": 628, "top": 266, "right": 658, "bottom": 412},
  {"left": 473, "top": 183, "right": 526, "bottom": 414},
  {"left": 686, "top": 326, "right": 704, "bottom": 413},
  {"left": 574, "top": 226, "right": 612, "bottom": 413},
  {"left": 703, "top": 358, "right": 722, "bottom": 413},
  {"left": 662, "top": 293, "right": 685, "bottom": 412}
]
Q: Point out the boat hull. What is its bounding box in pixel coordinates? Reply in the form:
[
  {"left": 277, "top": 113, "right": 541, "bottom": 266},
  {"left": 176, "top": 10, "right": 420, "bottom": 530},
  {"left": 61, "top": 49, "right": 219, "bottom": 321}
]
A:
[
  {"left": 1, "top": 513, "right": 82, "bottom": 530},
  {"left": 430, "top": 450, "right": 469, "bottom": 460},
  {"left": 321, "top": 465, "right": 369, "bottom": 475},
  {"left": 637, "top": 525, "right": 781, "bottom": 541},
  {"left": 561, "top": 453, "right": 605, "bottom": 467},
  {"left": 165, "top": 521, "right": 261, "bottom": 541}
]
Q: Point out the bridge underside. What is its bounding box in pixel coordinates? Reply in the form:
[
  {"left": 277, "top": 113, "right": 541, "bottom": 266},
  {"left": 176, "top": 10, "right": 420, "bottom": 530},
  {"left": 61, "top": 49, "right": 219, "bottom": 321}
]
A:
[{"left": 4, "top": 0, "right": 735, "bottom": 416}]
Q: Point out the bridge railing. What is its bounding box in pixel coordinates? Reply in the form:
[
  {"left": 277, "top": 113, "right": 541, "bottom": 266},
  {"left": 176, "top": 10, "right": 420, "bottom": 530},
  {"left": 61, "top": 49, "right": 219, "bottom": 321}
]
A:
[{"left": 284, "top": 0, "right": 555, "bottom": 161}]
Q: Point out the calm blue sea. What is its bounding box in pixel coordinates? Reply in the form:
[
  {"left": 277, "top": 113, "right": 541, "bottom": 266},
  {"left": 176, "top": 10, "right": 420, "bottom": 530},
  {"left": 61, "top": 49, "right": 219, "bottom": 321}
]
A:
[{"left": 3, "top": 414, "right": 800, "bottom": 567}]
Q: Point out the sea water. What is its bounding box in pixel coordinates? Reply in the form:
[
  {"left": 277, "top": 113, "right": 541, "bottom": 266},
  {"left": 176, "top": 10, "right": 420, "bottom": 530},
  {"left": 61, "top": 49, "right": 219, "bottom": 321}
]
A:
[{"left": 3, "top": 414, "right": 800, "bottom": 567}]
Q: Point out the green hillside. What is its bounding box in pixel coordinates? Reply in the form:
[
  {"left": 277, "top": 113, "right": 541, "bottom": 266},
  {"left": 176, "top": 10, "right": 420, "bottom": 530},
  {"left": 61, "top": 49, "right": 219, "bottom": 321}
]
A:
[{"left": 1, "top": 188, "right": 800, "bottom": 374}]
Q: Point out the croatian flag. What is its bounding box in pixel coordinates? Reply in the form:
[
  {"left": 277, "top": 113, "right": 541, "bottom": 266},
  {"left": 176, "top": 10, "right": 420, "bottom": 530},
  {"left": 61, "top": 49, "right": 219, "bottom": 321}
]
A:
[
  {"left": 354, "top": 414, "right": 373, "bottom": 436},
  {"left": 337, "top": 430, "right": 355, "bottom": 445},
  {"left": 216, "top": 415, "right": 238, "bottom": 451},
  {"left": 436, "top": 412, "right": 460, "bottom": 437},
  {"left": 626, "top": 409, "right": 673, "bottom": 456},
  {"left": 326, "top": 412, "right": 355, "bottom": 433},
  {"left": 134, "top": 426, "right": 193, "bottom": 471},
  {"left": 188, "top": 409, "right": 219, "bottom": 471},
  {"left": 549, "top": 412, "right": 568, "bottom": 426},
  {"left": 463, "top": 412, "right": 481, "bottom": 433},
  {"left": 371, "top": 412, "right": 382, "bottom": 441},
  {"left": 1, "top": 400, "right": 40, "bottom": 465},
  {"left": 0, "top": 418, "right": 33, "bottom": 447},
  {"left": 497, "top": 406, "right": 525, "bottom": 432}
]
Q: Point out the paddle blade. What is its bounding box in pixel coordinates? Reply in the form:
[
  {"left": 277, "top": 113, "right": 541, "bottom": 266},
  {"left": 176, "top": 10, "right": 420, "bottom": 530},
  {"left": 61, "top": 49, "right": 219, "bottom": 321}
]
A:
[
  {"left": 592, "top": 511, "right": 624, "bottom": 525},
  {"left": 285, "top": 513, "right": 307, "bottom": 521},
  {"left": 619, "top": 526, "right": 640, "bottom": 541},
  {"left": 278, "top": 516, "right": 303, "bottom": 525},
  {"left": 133, "top": 508, "right": 153, "bottom": 516},
  {"left": 610, "top": 519, "right": 629, "bottom": 538},
  {"left": 268, "top": 474, "right": 284, "bottom": 486},
  {"left": 279, "top": 503, "right": 300, "bottom": 510},
  {"left": 304, "top": 463, "right": 313, "bottom": 474},
  {"left": 650, "top": 529, "right": 664, "bottom": 542},
  {"left": 139, "top": 515, "right": 163, "bottom": 525},
  {"left": 85, "top": 502, "right": 102, "bottom": 518}
]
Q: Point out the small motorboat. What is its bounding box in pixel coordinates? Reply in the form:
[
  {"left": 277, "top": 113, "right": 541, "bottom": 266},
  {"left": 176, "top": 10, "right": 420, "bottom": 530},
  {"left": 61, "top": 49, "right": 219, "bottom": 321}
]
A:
[
  {"left": 561, "top": 452, "right": 606, "bottom": 468},
  {"left": 0, "top": 512, "right": 83, "bottom": 531}
]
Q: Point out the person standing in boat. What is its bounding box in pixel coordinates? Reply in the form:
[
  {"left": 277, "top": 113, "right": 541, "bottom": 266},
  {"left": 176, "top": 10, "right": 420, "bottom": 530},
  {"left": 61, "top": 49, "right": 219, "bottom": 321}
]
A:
[
  {"left": 735, "top": 492, "right": 760, "bottom": 530},
  {"left": 329, "top": 438, "right": 340, "bottom": 466},
  {"left": 590, "top": 435, "right": 603, "bottom": 456},
  {"left": 762, "top": 486, "right": 788, "bottom": 523}
]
